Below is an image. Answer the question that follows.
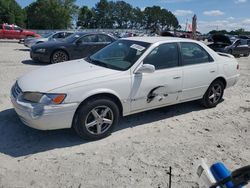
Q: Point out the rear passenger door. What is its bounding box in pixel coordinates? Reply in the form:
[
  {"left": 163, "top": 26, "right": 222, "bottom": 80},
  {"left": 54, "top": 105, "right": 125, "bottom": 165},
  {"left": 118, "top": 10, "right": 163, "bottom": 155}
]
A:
[{"left": 179, "top": 42, "right": 217, "bottom": 102}]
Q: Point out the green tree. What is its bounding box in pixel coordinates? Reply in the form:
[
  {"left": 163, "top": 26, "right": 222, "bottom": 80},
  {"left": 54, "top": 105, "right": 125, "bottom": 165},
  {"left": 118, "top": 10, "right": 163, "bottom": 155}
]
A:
[
  {"left": 0, "top": 0, "right": 25, "bottom": 27},
  {"left": 93, "top": 0, "right": 114, "bottom": 28},
  {"left": 77, "top": 6, "right": 95, "bottom": 28},
  {"left": 77, "top": 0, "right": 179, "bottom": 30},
  {"left": 25, "top": 0, "right": 77, "bottom": 29},
  {"left": 143, "top": 6, "right": 179, "bottom": 31},
  {"left": 112, "top": 1, "right": 133, "bottom": 29}
]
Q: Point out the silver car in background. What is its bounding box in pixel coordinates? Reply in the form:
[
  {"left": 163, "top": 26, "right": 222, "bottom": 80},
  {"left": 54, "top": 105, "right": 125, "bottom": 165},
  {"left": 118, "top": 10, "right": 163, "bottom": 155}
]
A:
[{"left": 24, "top": 31, "right": 73, "bottom": 48}]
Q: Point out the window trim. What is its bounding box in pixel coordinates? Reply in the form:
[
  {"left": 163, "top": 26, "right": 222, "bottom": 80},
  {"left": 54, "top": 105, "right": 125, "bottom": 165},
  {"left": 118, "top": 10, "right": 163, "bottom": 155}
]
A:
[
  {"left": 76, "top": 34, "right": 98, "bottom": 44},
  {"left": 143, "top": 42, "right": 181, "bottom": 71},
  {"left": 97, "top": 34, "right": 113, "bottom": 44},
  {"left": 179, "top": 42, "right": 214, "bottom": 67}
]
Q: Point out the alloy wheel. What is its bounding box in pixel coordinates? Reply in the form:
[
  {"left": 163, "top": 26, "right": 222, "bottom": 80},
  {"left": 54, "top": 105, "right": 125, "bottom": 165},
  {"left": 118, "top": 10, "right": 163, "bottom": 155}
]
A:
[
  {"left": 85, "top": 106, "right": 114, "bottom": 135},
  {"left": 208, "top": 84, "right": 222, "bottom": 104},
  {"left": 52, "top": 51, "right": 68, "bottom": 63}
]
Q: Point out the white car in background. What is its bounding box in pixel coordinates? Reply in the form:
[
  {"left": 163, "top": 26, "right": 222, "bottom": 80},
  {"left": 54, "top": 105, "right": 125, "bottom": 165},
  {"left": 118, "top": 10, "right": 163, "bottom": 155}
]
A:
[
  {"left": 11, "top": 37, "right": 240, "bottom": 140},
  {"left": 24, "top": 31, "right": 73, "bottom": 48}
]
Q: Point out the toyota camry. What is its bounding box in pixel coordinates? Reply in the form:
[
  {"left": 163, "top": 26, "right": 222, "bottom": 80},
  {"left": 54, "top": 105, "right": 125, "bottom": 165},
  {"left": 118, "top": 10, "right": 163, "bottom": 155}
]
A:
[{"left": 11, "top": 37, "right": 240, "bottom": 140}]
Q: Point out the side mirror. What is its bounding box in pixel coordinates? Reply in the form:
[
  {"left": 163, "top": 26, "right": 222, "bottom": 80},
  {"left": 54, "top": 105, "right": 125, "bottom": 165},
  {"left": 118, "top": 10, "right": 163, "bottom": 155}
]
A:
[
  {"left": 75, "top": 40, "right": 81, "bottom": 45},
  {"left": 135, "top": 64, "right": 155, "bottom": 74}
]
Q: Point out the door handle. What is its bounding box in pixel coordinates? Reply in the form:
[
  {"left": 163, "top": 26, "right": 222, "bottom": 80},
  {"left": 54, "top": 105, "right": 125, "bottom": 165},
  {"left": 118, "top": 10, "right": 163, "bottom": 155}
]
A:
[
  {"left": 210, "top": 70, "right": 216, "bottom": 73},
  {"left": 173, "top": 76, "right": 181, "bottom": 79}
]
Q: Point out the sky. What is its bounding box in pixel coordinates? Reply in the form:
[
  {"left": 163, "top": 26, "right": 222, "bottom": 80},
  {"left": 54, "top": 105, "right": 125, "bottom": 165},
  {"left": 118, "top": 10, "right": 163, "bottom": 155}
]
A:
[{"left": 16, "top": 0, "right": 250, "bottom": 33}]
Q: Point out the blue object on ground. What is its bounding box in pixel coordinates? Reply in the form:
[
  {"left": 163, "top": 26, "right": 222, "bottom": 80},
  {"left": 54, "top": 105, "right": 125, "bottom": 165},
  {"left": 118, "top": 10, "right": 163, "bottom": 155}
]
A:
[{"left": 210, "top": 162, "right": 234, "bottom": 188}]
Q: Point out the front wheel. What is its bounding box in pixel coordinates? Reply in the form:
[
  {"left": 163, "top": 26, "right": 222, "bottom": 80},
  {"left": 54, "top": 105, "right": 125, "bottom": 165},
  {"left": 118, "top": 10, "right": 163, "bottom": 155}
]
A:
[
  {"left": 73, "top": 98, "right": 120, "bottom": 140},
  {"left": 202, "top": 80, "right": 224, "bottom": 108},
  {"left": 51, "top": 50, "right": 69, "bottom": 64}
]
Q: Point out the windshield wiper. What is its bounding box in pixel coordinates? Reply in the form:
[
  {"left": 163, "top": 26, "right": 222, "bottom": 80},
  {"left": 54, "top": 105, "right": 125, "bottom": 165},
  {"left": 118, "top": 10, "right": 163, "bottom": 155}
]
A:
[{"left": 88, "top": 57, "right": 110, "bottom": 68}]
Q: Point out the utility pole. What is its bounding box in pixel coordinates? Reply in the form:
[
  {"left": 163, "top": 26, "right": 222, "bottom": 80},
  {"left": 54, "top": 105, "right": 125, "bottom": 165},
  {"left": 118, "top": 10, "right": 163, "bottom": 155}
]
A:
[{"left": 192, "top": 14, "right": 197, "bottom": 40}]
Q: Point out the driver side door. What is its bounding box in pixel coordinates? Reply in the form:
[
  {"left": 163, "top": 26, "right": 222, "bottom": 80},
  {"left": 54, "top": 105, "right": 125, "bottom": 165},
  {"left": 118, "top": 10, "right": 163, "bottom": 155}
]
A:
[
  {"left": 130, "top": 43, "right": 182, "bottom": 112},
  {"left": 73, "top": 34, "right": 99, "bottom": 59}
]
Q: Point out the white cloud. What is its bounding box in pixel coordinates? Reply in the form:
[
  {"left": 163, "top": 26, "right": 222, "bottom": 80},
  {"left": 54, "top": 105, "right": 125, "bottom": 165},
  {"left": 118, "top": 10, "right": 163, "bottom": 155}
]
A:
[
  {"left": 235, "top": 0, "right": 247, "bottom": 3},
  {"left": 160, "top": 0, "right": 193, "bottom": 3},
  {"left": 188, "top": 18, "right": 250, "bottom": 33},
  {"left": 174, "top": 10, "right": 194, "bottom": 16},
  {"left": 203, "top": 10, "right": 225, "bottom": 16},
  {"left": 227, "top": 17, "right": 235, "bottom": 20},
  {"left": 242, "top": 19, "right": 250, "bottom": 24}
]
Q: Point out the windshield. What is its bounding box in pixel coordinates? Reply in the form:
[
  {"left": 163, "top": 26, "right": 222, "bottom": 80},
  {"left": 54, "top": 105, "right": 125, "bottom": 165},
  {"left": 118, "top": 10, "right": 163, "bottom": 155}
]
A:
[
  {"left": 42, "top": 32, "right": 54, "bottom": 38},
  {"left": 64, "top": 33, "right": 84, "bottom": 43},
  {"left": 88, "top": 40, "right": 150, "bottom": 71}
]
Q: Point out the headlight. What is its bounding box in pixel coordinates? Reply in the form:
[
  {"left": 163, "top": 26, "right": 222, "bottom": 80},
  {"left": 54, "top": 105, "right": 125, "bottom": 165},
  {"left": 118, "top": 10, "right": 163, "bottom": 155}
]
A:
[
  {"left": 35, "top": 48, "right": 46, "bottom": 53},
  {"left": 22, "top": 92, "right": 66, "bottom": 105}
]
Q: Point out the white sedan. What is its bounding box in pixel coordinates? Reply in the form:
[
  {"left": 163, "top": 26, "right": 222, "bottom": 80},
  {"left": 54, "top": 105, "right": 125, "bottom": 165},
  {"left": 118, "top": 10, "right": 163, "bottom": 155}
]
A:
[{"left": 11, "top": 37, "right": 240, "bottom": 140}]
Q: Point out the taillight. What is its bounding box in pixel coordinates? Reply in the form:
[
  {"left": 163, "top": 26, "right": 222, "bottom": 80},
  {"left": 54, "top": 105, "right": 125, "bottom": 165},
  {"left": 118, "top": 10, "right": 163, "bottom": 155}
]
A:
[{"left": 237, "top": 64, "right": 239, "bottom": 70}]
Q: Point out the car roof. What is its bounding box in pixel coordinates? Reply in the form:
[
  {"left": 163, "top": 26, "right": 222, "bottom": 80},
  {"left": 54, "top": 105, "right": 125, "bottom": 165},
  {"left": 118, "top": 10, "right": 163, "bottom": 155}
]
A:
[{"left": 123, "top": 36, "right": 195, "bottom": 44}]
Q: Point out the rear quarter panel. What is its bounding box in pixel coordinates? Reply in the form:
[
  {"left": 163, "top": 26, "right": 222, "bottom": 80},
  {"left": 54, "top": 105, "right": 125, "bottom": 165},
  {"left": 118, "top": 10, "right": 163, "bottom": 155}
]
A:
[{"left": 217, "top": 55, "right": 239, "bottom": 88}]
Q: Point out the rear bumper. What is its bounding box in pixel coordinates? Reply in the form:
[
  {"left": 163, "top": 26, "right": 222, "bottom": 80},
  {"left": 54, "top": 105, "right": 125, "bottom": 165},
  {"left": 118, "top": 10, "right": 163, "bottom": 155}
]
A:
[
  {"left": 226, "top": 74, "right": 240, "bottom": 88},
  {"left": 30, "top": 51, "right": 50, "bottom": 63},
  {"left": 11, "top": 94, "right": 78, "bottom": 130}
]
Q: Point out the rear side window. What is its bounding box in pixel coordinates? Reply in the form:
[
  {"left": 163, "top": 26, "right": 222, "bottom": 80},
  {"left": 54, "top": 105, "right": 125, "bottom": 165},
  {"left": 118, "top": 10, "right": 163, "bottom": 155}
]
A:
[
  {"left": 14, "top": 26, "right": 21, "bottom": 30},
  {"left": 79, "top": 34, "right": 98, "bottom": 43},
  {"left": 180, "top": 42, "right": 212, "bottom": 66},
  {"left": 98, "top": 34, "right": 113, "bottom": 43},
  {"left": 143, "top": 43, "right": 179, "bottom": 70}
]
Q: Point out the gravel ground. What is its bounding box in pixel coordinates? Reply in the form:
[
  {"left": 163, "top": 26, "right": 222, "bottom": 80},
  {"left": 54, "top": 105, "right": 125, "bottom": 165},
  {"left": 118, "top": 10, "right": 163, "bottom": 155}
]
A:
[{"left": 0, "top": 40, "right": 249, "bottom": 188}]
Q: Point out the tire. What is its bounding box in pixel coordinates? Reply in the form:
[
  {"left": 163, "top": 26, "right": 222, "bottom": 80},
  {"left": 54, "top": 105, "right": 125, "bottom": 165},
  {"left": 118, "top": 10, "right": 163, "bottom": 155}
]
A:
[
  {"left": 51, "top": 50, "right": 69, "bottom": 64},
  {"left": 73, "top": 97, "right": 120, "bottom": 140},
  {"left": 202, "top": 80, "right": 225, "bottom": 108},
  {"left": 243, "top": 54, "right": 249, "bottom": 57}
]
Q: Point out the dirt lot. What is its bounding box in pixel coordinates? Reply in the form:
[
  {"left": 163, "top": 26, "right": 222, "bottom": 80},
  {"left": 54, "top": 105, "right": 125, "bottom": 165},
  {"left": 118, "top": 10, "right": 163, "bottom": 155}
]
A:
[{"left": 0, "top": 40, "right": 249, "bottom": 188}]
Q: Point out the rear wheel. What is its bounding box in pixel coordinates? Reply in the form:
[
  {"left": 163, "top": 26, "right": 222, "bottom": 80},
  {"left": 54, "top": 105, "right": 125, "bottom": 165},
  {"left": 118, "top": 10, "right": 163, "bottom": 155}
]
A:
[
  {"left": 51, "top": 50, "right": 69, "bottom": 64},
  {"left": 73, "top": 98, "right": 120, "bottom": 140},
  {"left": 202, "top": 80, "right": 224, "bottom": 108}
]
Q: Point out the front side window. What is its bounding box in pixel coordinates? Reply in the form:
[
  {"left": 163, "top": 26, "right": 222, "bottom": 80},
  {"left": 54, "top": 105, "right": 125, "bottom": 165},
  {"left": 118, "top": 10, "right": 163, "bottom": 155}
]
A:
[
  {"left": 52, "top": 32, "right": 65, "bottom": 39},
  {"left": 88, "top": 40, "right": 150, "bottom": 71},
  {"left": 143, "top": 43, "right": 179, "bottom": 70},
  {"left": 4, "top": 25, "right": 12, "bottom": 30},
  {"left": 65, "top": 32, "right": 73, "bottom": 38},
  {"left": 180, "top": 42, "right": 211, "bottom": 66}
]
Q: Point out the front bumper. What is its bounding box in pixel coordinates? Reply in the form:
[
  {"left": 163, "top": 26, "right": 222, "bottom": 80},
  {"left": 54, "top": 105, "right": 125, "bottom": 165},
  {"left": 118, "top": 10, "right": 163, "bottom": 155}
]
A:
[
  {"left": 30, "top": 50, "right": 50, "bottom": 63},
  {"left": 11, "top": 94, "right": 78, "bottom": 130}
]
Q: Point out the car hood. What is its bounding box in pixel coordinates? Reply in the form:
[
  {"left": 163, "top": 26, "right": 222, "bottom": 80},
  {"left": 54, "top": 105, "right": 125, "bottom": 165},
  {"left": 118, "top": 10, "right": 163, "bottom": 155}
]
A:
[
  {"left": 18, "top": 59, "right": 120, "bottom": 92},
  {"left": 212, "top": 34, "right": 232, "bottom": 45},
  {"left": 31, "top": 40, "right": 67, "bottom": 49},
  {"left": 29, "top": 38, "right": 48, "bottom": 44}
]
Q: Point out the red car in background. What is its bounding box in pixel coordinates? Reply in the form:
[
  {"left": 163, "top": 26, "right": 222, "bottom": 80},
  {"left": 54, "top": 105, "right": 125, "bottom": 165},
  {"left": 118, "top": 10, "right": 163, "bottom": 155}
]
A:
[{"left": 0, "top": 23, "right": 40, "bottom": 40}]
